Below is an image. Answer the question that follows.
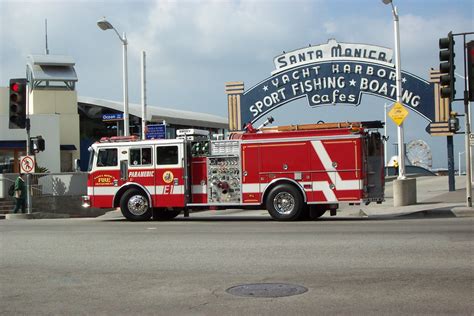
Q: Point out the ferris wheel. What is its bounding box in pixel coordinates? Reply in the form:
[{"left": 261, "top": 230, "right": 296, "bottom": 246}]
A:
[{"left": 406, "top": 139, "right": 432, "bottom": 169}]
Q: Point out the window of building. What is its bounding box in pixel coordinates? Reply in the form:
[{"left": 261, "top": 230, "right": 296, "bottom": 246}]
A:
[
  {"left": 97, "top": 148, "right": 118, "bottom": 167},
  {"left": 0, "top": 149, "right": 26, "bottom": 174},
  {"left": 156, "top": 146, "right": 178, "bottom": 165},
  {"left": 129, "top": 147, "right": 152, "bottom": 166}
]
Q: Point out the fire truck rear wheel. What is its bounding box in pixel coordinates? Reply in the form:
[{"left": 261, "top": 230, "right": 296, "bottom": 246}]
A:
[
  {"left": 120, "top": 189, "right": 152, "bottom": 221},
  {"left": 266, "top": 184, "right": 304, "bottom": 221},
  {"left": 308, "top": 205, "right": 327, "bottom": 219}
]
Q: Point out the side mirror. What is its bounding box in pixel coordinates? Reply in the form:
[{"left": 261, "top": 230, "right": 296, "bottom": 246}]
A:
[{"left": 74, "top": 159, "right": 81, "bottom": 172}]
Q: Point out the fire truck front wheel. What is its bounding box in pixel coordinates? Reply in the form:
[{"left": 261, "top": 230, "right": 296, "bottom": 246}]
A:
[
  {"left": 266, "top": 184, "right": 304, "bottom": 221},
  {"left": 120, "top": 189, "right": 152, "bottom": 221}
]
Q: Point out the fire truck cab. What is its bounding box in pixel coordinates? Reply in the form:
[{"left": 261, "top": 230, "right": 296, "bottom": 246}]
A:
[{"left": 83, "top": 121, "right": 384, "bottom": 221}]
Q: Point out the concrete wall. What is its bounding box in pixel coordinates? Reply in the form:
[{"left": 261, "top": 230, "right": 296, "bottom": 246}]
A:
[
  {"left": 0, "top": 87, "right": 7, "bottom": 115},
  {"left": 31, "top": 90, "right": 80, "bottom": 165},
  {"left": 33, "top": 195, "right": 109, "bottom": 218},
  {"left": 30, "top": 90, "right": 78, "bottom": 114}
]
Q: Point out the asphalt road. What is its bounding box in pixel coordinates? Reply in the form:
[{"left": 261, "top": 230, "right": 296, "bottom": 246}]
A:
[{"left": 1, "top": 216, "right": 473, "bottom": 315}]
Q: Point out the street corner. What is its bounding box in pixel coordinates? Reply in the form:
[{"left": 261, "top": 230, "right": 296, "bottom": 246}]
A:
[{"left": 451, "top": 206, "right": 474, "bottom": 217}]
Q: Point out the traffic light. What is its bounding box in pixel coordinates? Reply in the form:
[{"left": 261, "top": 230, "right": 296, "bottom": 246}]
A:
[
  {"left": 30, "top": 136, "right": 45, "bottom": 153},
  {"left": 9, "top": 78, "right": 27, "bottom": 129},
  {"left": 467, "top": 40, "right": 474, "bottom": 102},
  {"left": 439, "top": 32, "right": 456, "bottom": 101}
]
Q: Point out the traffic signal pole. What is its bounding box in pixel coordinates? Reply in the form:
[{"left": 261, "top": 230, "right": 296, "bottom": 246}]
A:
[
  {"left": 26, "top": 84, "right": 32, "bottom": 215},
  {"left": 457, "top": 32, "right": 474, "bottom": 207},
  {"left": 450, "top": 31, "right": 474, "bottom": 207}
]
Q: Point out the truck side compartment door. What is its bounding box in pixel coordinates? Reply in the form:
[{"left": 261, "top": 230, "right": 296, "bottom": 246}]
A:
[
  {"left": 241, "top": 144, "right": 261, "bottom": 203},
  {"left": 153, "top": 141, "right": 186, "bottom": 208}
]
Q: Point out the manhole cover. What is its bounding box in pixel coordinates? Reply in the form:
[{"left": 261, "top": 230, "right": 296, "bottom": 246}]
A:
[{"left": 226, "top": 283, "right": 308, "bottom": 298}]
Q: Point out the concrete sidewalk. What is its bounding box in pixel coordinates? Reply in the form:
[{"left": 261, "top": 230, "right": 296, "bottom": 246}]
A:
[{"left": 337, "top": 175, "right": 473, "bottom": 218}]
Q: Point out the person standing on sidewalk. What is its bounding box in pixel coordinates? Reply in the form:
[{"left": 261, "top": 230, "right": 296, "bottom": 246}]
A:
[
  {"left": 393, "top": 159, "right": 399, "bottom": 176},
  {"left": 12, "top": 173, "right": 26, "bottom": 214}
]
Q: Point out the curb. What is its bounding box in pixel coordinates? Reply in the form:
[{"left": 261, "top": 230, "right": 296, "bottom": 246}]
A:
[
  {"left": 451, "top": 207, "right": 474, "bottom": 217},
  {"left": 4, "top": 212, "right": 71, "bottom": 220},
  {"left": 5, "top": 213, "right": 35, "bottom": 220}
]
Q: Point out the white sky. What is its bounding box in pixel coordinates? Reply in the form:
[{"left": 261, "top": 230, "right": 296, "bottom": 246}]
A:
[{"left": 0, "top": 0, "right": 473, "bottom": 168}]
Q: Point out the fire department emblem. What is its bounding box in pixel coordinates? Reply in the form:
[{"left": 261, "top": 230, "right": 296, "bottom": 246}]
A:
[{"left": 163, "top": 171, "right": 174, "bottom": 184}]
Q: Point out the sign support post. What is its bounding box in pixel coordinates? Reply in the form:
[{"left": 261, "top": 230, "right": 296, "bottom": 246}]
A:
[
  {"left": 391, "top": 4, "right": 406, "bottom": 180},
  {"left": 460, "top": 33, "right": 472, "bottom": 206},
  {"left": 141, "top": 50, "right": 147, "bottom": 140},
  {"left": 25, "top": 84, "right": 32, "bottom": 215}
]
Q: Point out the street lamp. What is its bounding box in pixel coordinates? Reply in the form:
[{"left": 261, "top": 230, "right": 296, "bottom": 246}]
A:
[
  {"left": 382, "top": 0, "right": 405, "bottom": 180},
  {"left": 97, "top": 17, "right": 130, "bottom": 136},
  {"left": 384, "top": 103, "right": 390, "bottom": 176}
]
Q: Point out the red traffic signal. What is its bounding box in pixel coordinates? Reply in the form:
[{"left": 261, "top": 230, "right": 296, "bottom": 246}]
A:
[
  {"left": 11, "top": 83, "right": 21, "bottom": 92},
  {"left": 9, "top": 78, "right": 28, "bottom": 129}
]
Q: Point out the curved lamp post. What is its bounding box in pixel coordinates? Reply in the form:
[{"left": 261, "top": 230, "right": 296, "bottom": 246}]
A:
[
  {"left": 382, "top": 0, "right": 405, "bottom": 179},
  {"left": 97, "top": 17, "right": 129, "bottom": 136}
]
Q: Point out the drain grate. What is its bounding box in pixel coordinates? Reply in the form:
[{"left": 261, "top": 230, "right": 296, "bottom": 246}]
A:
[{"left": 226, "top": 283, "right": 308, "bottom": 298}]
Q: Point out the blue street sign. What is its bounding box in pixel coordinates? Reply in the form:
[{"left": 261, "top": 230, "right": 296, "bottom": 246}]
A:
[
  {"left": 146, "top": 124, "right": 166, "bottom": 139},
  {"left": 102, "top": 113, "right": 123, "bottom": 122}
]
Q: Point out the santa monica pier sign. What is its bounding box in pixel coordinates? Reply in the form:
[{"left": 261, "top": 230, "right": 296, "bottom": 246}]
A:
[{"left": 225, "top": 39, "right": 435, "bottom": 130}]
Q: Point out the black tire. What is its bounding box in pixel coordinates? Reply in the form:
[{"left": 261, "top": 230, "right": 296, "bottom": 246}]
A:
[
  {"left": 266, "top": 184, "right": 304, "bottom": 221},
  {"left": 120, "top": 189, "right": 152, "bottom": 221},
  {"left": 308, "top": 205, "right": 327, "bottom": 220},
  {"left": 153, "top": 208, "right": 181, "bottom": 221},
  {"left": 296, "top": 204, "right": 311, "bottom": 221}
]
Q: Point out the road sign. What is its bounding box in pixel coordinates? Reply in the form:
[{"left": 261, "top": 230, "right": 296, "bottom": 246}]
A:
[
  {"left": 20, "top": 155, "right": 35, "bottom": 174},
  {"left": 146, "top": 124, "right": 166, "bottom": 139},
  {"left": 428, "top": 121, "right": 453, "bottom": 136},
  {"left": 102, "top": 113, "right": 123, "bottom": 122},
  {"left": 388, "top": 102, "right": 409, "bottom": 126},
  {"left": 470, "top": 133, "right": 474, "bottom": 146}
]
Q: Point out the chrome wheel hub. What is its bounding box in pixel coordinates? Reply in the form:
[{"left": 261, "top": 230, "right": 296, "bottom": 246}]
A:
[
  {"left": 128, "top": 195, "right": 148, "bottom": 216},
  {"left": 273, "top": 192, "right": 295, "bottom": 215}
]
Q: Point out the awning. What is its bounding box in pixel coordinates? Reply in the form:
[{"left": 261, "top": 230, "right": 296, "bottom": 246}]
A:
[
  {"left": 60, "top": 145, "right": 77, "bottom": 151},
  {"left": 0, "top": 141, "right": 26, "bottom": 149}
]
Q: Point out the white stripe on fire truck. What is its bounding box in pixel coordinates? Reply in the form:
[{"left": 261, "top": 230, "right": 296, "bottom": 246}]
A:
[
  {"left": 91, "top": 185, "right": 184, "bottom": 195},
  {"left": 311, "top": 141, "right": 362, "bottom": 190},
  {"left": 191, "top": 185, "right": 207, "bottom": 194},
  {"left": 242, "top": 183, "right": 260, "bottom": 193},
  {"left": 155, "top": 185, "right": 184, "bottom": 194},
  {"left": 313, "top": 181, "right": 337, "bottom": 201}
]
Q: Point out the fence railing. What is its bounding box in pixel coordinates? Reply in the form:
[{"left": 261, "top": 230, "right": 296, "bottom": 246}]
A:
[{"left": 0, "top": 172, "right": 88, "bottom": 198}]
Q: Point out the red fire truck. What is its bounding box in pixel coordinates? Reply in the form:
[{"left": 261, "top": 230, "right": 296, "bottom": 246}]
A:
[{"left": 82, "top": 121, "right": 384, "bottom": 221}]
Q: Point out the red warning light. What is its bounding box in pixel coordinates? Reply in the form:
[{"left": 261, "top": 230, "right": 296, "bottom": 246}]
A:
[{"left": 11, "top": 83, "right": 20, "bottom": 92}]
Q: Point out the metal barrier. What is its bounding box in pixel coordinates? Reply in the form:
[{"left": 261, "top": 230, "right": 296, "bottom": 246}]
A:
[
  {"left": 0, "top": 172, "right": 88, "bottom": 198},
  {"left": 0, "top": 175, "right": 16, "bottom": 199}
]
